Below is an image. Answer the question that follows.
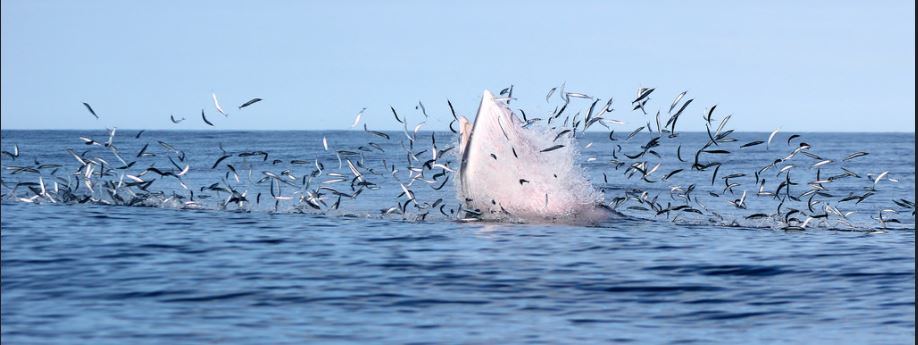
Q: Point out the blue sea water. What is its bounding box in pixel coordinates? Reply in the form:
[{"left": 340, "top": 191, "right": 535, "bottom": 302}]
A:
[{"left": 1, "top": 130, "right": 915, "bottom": 344}]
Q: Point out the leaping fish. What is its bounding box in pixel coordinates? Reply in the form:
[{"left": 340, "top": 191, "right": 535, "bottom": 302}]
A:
[
  {"left": 351, "top": 108, "right": 367, "bottom": 128},
  {"left": 212, "top": 93, "right": 228, "bottom": 116},
  {"left": 201, "top": 109, "right": 214, "bottom": 126},
  {"left": 82, "top": 102, "right": 99, "bottom": 119},
  {"left": 238, "top": 98, "right": 262, "bottom": 109}
]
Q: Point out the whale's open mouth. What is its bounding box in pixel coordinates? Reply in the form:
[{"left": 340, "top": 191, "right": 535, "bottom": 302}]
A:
[{"left": 456, "top": 90, "right": 609, "bottom": 223}]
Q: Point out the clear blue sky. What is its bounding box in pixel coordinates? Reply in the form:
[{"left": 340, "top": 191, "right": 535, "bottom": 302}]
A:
[{"left": 1, "top": 1, "right": 914, "bottom": 132}]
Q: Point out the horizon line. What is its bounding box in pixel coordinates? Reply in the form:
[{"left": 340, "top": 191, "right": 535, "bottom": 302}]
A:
[{"left": 0, "top": 128, "right": 915, "bottom": 134}]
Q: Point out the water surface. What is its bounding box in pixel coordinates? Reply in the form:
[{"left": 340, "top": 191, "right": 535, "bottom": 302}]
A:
[{"left": 2, "top": 130, "right": 914, "bottom": 344}]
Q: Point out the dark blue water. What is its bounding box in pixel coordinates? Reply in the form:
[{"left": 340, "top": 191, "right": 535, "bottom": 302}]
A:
[{"left": 2, "top": 130, "right": 915, "bottom": 344}]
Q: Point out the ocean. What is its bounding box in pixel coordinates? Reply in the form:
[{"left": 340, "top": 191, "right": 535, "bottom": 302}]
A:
[{"left": 1, "top": 130, "right": 914, "bottom": 344}]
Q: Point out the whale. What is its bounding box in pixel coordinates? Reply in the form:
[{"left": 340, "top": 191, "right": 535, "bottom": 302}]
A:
[{"left": 457, "top": 90, "right": 616, "bottom": 224}]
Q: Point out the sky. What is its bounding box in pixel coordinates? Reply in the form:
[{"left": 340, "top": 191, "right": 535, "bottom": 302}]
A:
[{"left": 1, "top": 0, "right": 914, "bottom": 132}]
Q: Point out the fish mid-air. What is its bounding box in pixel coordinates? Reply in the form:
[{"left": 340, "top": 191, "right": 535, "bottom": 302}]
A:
[{"left": 457, "top": 90, "right": 615, "bottom": 223}]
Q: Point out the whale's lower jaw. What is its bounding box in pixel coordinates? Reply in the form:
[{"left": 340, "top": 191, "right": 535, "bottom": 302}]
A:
[
  {"left": 457, "top": 90, "right": 607, "bottom": 223},
  {"left": 466, "top": 203, "right": 620, "bottom": 225}
]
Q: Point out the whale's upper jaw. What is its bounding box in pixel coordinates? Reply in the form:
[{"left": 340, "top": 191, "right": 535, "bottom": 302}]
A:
[
  {"left": 458, "top": 91, "right": 481, "bottom": 190},
  {"left": 458, "top": 90, "right": 516, "bottom": 200},
  {"left": 458, "top": 90, "right": 496, "bottom": 162}
]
